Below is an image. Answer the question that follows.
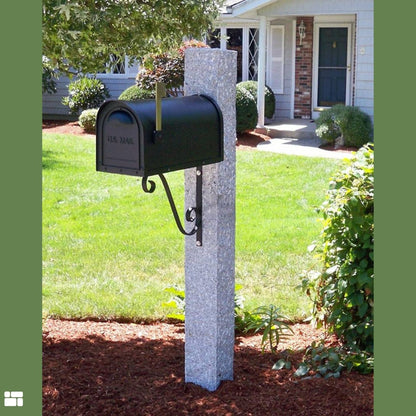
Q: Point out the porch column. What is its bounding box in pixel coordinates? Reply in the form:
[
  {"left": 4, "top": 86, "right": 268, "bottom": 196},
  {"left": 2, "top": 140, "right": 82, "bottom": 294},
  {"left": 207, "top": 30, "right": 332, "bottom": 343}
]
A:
[{"left": 256, "top": 15, "right": 267, "bottom": 128}]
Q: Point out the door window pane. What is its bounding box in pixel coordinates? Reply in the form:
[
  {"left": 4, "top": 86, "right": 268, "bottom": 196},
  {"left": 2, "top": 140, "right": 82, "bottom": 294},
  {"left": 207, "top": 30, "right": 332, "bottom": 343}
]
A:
[
  {"left": 248, "top": 28, "right": 259, "bottom": 81},
  {"left": 226, "top": 28, "right": 243, "bottom": 82}
]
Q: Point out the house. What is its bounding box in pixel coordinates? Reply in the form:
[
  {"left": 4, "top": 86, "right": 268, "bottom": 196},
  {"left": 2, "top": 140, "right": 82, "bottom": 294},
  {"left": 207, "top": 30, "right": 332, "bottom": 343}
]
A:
[
  {"left": 218, "top": 0, "right": 374, "bottom": 126},
  {"left": 43, "top": 0, "right": 374, "bottom": 126}
]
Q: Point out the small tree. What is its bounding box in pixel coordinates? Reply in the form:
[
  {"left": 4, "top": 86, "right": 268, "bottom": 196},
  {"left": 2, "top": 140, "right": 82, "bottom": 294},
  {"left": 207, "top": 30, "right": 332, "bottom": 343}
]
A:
[
  {"left": 136, "top": 40, "right": 209, "bottom": 96},
  {"left": 43, "top": 0, "right": 222, "bottom": 76}
]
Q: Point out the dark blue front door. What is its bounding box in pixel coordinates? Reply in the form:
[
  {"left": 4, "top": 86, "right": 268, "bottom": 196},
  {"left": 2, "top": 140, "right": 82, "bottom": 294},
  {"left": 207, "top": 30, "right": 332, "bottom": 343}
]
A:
[{"left": 318, "top": 28, "right": 348, "bottom": 107}]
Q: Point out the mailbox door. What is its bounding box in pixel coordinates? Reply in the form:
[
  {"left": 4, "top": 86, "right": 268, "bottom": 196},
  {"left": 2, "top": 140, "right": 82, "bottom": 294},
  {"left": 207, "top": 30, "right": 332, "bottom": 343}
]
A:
[{"left": 96, "top": 102, "right": 143, "bottom": 176}]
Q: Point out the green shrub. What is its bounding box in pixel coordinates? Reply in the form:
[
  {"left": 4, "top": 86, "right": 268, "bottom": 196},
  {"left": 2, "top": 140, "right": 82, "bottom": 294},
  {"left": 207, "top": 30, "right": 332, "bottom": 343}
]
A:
[
  {"left": 302, "top": 144, "right": 374, "bottom": 357},
  {"left": 62, "top": 77, "right": 110, "bottom": 115},
  {"left": 118, "top": 85, "right": 155, "bottom": 100},
  {"left": 338, "top": 106, "right": 373, "bottom": 148},
  {"left": 315, "top": 105, "right": 344, "bottom": 144},
  {"left": 237, "top": 80, "right": 276, "bottom": 119},
  {"left": 315, "top": 105, "right": 373, "bottom": 147},
  {"left": 236, "top": 85, "right": 258, "bottom": 133},
  {"left": 78, "top": 108, "right": 98, "bottom": 133}
]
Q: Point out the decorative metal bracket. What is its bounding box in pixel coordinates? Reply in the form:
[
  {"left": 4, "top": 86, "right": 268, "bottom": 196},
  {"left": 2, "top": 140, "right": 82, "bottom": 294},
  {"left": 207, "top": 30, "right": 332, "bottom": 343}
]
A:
[{"left": 142, "top": 166, "right": 203, "bottom": 246}]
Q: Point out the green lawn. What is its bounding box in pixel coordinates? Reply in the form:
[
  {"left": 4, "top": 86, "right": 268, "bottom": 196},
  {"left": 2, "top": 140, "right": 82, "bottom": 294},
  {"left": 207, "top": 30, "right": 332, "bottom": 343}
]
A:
[{"left": 42, "top": 133, "right": 345, "bottom": 321}]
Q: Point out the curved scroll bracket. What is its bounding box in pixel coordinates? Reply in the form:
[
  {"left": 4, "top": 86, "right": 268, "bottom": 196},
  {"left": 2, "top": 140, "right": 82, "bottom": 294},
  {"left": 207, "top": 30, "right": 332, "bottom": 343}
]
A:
[{"left": 141, "top": 166, "right": 203, "bottom": 246}]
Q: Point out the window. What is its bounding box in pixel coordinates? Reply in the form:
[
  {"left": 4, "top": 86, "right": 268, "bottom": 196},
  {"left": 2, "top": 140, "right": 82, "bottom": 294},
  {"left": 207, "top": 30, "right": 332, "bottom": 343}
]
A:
[
  {"left": 208, "top": 26, "right": 260, "bottom": 83},
  {"left": 248, "top": 28, "right": 259, "bottom": 81},
  {"left": 98, "top": 55, "right": 138, "bottom": 77},
  {"left": 226, "top": 28, "right": 243, "bottom": 82},
  {"left": 208, "top": 24, "right": 284, "bottom": 94}
]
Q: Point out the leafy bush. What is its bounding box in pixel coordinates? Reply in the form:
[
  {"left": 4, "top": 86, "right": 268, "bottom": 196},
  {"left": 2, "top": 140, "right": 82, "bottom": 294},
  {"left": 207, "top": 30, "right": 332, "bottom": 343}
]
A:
[
  {"left": 315, "top": 105, "right": 373, "bottom": 147},
  {"left": 118, "top": 85, "right": 155, "bottom": 100},
  {"left": 62, "top": 77, "right": 110, "bottom": 115},
  {"left": 136, "top": 40, "right": 209, "bottom": 97},
  {"left": 78, "top": 108, "right": 98, "bottom": 133},
  {"left": 236, "top": 85, "right": 258, "bottom": 133},
  {"left": 237, "top": 81, "right": 276, "bottom": 119},
  {"left": 302, "top": 144, "right": 374, "bottom": 358}
]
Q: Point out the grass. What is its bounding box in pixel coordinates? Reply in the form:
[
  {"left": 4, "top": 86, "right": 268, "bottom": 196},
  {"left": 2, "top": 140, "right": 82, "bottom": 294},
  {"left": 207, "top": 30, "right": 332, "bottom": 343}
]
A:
[{"left": 42, "top": 133, "right": 345, "bottom": 321}]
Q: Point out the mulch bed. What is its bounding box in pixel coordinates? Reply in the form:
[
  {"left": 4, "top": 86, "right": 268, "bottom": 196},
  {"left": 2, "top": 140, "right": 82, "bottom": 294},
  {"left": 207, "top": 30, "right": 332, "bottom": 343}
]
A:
[
  {"left": 43, "top": 120, "right": 357, "bottom": 153},
  {"left": 42, "top": 121, "right": 369, "bottom": 415},
  {"left": 43, "top": 319, "right": 373, "bottom": 416}
]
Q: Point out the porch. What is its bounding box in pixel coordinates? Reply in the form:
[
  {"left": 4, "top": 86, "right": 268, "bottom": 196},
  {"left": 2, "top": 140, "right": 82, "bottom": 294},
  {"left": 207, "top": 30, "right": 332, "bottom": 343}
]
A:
[{"left": 255, "top": 118, "right": 353, "bottom": 159}]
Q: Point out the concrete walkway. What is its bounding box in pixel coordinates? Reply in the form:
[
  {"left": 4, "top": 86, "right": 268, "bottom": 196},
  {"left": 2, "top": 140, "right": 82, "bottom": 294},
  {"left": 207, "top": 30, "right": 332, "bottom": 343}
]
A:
[{"left": 256, "top": 118, "right": 354, "bottom": 160}]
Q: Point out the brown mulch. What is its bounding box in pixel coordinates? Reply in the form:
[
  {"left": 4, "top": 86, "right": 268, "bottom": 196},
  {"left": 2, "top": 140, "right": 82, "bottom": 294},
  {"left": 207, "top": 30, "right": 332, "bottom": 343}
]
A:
[
  {"left": 236, "top": 130, "right": 271, "bottom": 150},
  {"left": 43, "top": 319, "right": 373, "bottom": 416},
  {"left": 42, "top": 120, "right": 95, "bottom": 137}
]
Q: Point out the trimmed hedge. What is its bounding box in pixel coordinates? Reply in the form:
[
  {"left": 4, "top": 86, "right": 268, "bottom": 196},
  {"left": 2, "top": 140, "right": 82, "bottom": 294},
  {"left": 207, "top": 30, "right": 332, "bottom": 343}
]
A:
[
  {"left": 78, "top": 108, "right": 98, "bottom": 133},
  {"left": 237, "top": 80, "right": 276, "bottom": 119},
  {"left": 119, "top": 85, "right": 155, "bottom": 100},
  {"left": 315, "top": 105, "right": 373, "bottom": 148},
  {"left": 236, "top": 85, "right": 258, "bottom": 133}
]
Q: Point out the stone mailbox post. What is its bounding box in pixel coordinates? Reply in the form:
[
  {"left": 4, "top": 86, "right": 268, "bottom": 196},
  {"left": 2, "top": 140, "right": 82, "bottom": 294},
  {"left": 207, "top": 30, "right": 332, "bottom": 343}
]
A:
[{"left": 184, "top": 48, "right": 237, "bottom": 391}]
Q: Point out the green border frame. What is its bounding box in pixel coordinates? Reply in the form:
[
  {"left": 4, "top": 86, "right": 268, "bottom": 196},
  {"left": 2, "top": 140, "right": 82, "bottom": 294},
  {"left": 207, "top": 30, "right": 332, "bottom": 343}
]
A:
[
  {"left": 0, "top": 1, "right": 412, "bottom": 414},
  {"left": 374, "top": 1, "right": 414, "bottom": 415},
  {"left": 0, "top": 2, "right": 42, "bottom": 415}
]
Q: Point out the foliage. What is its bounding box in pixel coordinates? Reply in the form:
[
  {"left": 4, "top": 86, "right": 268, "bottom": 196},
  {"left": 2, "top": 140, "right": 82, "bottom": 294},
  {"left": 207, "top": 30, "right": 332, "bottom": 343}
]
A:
[
  {"left": 315, "top": 105, "right": 344, "bottom": 144},
  {"left": 78, "top": 108, "right": 98, "bottom": 133},
  {"left": 302, "top": 144, "right": 374, "bottom": 358},
  {"left": 315, "top": 105, "right": 373, "bottom": 147},
  {"left": 118, "top": 85, "right": 155, "bottom": 101},
  {"left": 236, "top": 85, "right": 258, "bottom": 133},
  {"left": 136, "top": 40, "right": 209, "bottom": 96},
  {"left": 338, "top": 106, "right": 374, "bottom": 148},
  {"left": 42, "top": 56, "right": 58, "bottom": 94},
  {"left": 42, "top": 0, "right": 222, "bottom": 76},
  {"left": 244, "top": 305, "right": 293, "bottom": 353},
  {"left": 237, "top": 81, "right": 276, "bottom": 119},
  {"left": 62, "top": 77, "right": 110, "bottom": 115},
  {"left": 161, "top": 286, "right": 185, "bottom": 321}
]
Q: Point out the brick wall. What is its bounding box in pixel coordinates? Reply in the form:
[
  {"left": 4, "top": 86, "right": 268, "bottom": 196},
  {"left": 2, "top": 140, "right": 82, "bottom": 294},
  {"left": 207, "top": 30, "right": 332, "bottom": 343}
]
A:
[{"left": 294, "top": 16, "right": 314, "bottom": 119}]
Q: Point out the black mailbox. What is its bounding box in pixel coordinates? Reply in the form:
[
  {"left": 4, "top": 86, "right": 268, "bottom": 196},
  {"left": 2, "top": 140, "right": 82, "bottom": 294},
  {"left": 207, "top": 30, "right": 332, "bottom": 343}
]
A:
[{"left": 96, "top": 95, "right": 223, "bottom": 177}]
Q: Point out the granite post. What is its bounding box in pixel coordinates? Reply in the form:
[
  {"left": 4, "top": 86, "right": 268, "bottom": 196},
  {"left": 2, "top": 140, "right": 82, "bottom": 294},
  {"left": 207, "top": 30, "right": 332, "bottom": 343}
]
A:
[{"left": 183, "top": 48, "right": 237, "bottom": 391}]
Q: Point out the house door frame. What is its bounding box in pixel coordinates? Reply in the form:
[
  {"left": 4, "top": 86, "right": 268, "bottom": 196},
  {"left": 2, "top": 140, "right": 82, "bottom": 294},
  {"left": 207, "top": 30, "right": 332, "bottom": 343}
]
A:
[{"left": 312, "top": 22, "right": 354, "bottom": 119}]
